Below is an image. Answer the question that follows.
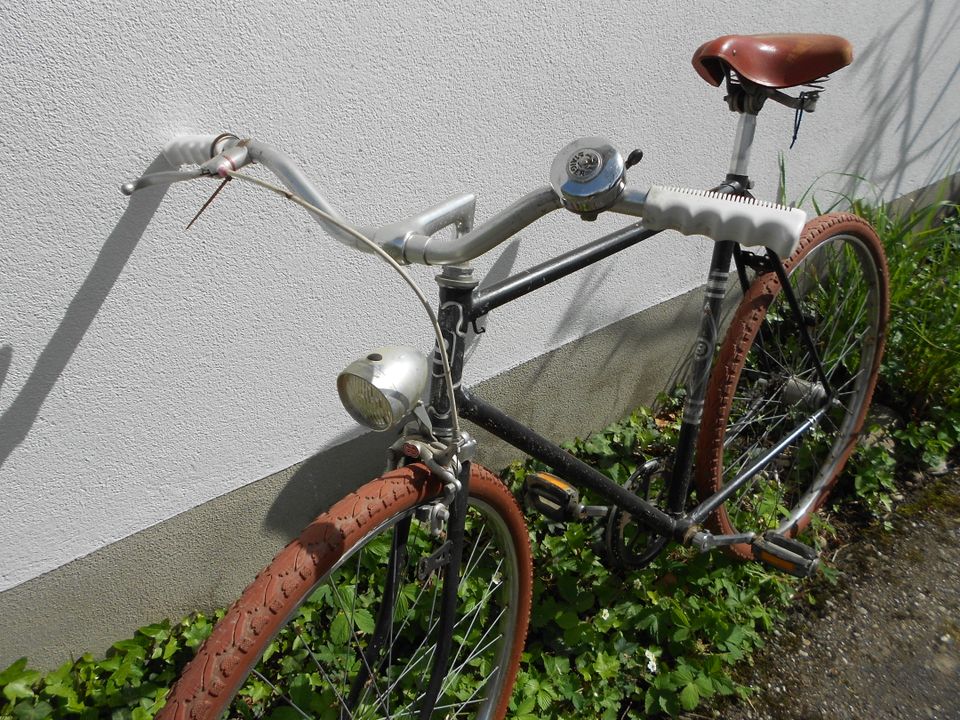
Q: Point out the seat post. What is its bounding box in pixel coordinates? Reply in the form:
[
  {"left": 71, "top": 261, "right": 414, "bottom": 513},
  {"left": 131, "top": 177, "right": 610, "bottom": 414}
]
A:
[{"left": 728, "top": 111, "right": 758, "bottom": 177}]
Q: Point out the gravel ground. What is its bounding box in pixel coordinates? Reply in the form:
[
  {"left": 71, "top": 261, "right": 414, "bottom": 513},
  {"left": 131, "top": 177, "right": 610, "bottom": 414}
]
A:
[{"left": 716, "top": 471, "right": 960, "bottom": 720}]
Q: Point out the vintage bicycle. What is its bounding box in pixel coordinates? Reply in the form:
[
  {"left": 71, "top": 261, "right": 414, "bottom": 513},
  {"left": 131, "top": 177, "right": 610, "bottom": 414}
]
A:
[{"left": 121, "top": 33, "right": 888, "bottom": 720}]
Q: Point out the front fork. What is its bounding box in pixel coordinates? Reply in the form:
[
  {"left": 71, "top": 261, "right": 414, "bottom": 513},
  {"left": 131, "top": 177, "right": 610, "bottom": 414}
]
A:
[
  {"left": 417, "top": 461, "right": 471, "bottom": 719},
  {"left": 419, "top": 276, "right": 477, "bottom": 718},
  {"left": 351, "top": 454, "right": 470, "bottom": 720}
]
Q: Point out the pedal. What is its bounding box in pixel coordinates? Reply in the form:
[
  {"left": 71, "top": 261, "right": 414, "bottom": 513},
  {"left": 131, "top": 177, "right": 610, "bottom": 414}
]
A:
[
  {"left": 524, "top": 472, "right": 582, "bottom": 522},
  {"left": 751, "top": 533, "right": 820, "bottom": 578}
]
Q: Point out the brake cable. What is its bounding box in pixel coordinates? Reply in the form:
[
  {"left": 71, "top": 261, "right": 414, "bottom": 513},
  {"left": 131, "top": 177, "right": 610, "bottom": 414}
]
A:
[{"left": 221, "top": 169, "right": 463, "bottom": 446}]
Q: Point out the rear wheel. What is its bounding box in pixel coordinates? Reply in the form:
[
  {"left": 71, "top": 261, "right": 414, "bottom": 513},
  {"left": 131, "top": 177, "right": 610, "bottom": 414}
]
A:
[
  {"left": 158, "top": 463, "right": 532, "bottom": 719},
  {"left": 696, "top": 213, "right": 889, "bottom": 559}
]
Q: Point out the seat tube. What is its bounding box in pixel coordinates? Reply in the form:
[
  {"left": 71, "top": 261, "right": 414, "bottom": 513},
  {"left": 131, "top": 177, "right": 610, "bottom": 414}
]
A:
[
  {"left": 666, "top": 240, "right": 736, "bottom": 511},
  {"left": 728, "top": 112, "right": 758, "bottom": 177}
]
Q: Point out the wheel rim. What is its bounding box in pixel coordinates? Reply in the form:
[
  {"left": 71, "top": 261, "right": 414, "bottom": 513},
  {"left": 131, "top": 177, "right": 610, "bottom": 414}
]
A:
[
  {"left": 226, "top": 495, "right": 521, "bottom": 719},
  {"left": 717, "top": 232, "right": 882, "bottom": 537}
]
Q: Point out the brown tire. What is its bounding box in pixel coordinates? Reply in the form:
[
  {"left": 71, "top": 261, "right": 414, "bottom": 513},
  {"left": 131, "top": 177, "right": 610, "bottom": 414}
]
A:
[
  {"left": 695, "top": 213, "right": 889, "bottom": 559},
  {"left": 158, "top": 462, "right": 532, "bottom": 720}
]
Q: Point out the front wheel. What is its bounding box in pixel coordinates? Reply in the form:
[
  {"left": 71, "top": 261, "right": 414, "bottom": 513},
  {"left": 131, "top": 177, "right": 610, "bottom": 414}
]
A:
[
  {"left": 158, "top": 463, "right": 533, "bottom": 720},
  {"left": 696, "top": 213, "right": 889, "bottom": 559}
]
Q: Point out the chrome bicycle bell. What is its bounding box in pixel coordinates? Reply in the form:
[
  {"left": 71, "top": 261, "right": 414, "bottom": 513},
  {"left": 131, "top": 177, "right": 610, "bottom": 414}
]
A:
[{"left": 550, "top": 137, "right": 626, "bottom": 216}]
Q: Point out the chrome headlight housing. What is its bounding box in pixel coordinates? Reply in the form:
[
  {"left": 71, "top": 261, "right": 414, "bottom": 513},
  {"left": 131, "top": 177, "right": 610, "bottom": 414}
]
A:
[{"left": 336, "top": 346, "right": 430, "bottom": 431}]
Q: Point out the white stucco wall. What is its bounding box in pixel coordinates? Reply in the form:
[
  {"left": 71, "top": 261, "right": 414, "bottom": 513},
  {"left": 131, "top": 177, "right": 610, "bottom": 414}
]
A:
[{"left": 2, "top": 1, "right": 958, "bottom": 592}]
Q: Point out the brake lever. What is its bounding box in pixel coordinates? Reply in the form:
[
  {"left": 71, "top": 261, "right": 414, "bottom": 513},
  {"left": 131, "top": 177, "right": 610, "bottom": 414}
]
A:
[
  {"left": 120, "top": 169, "right": 207, "bottom": 196},
  {"left": 120, "top": 143, "right": 251, "bottom": 197}
]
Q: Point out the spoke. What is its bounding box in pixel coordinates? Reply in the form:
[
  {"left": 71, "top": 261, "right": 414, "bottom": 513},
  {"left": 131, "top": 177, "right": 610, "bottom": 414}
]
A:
[
  {"left": 831, "top": 394, "right": 855, "bottom": 419},
  {"left": 388, "top": 539, "right": 438, "bottom": 652},
  {"left": 444, "top": 606, "right": 507, "bottom": 688},
  {"left": 724, "top": 408, "right": 794, "bottom": 450},
  {"left": 727, "top": 400, "right": 792, "bottom": 434},
  {"left": 726, "top": 384, "right": 788, "bottom": 441},
  {"left": 753, "top": 334, "right": 794, "bottom": 377},
  {"left": 330, "top": 578, "right": 387, "bottom": 706},
  {"left": 825, "top": 326, "right": 868, "bottom": 383},
  {"left": 387, "top": 572, "right": 506, "bottom": 708},
  {"left": 434, "top": 684, "right": 495, "bottom": 712},
  {"left": 342, "top": 546, "right": 364, "bottom": 701},
  {"left": 444, "top": 557, "right": 505, "bottom": 680},
  {"left": 360, "top": 578, "right": 444, "bottom": 710},
  {"left": 292, "top": 622, "right": 353, "bottom": 715},
  {"left": 250, "top": 668, "right": 313, "bottom": 720},
  {"left": 379, "top": 563, "right": 506, "bottom": 717},
  {"left": 461, "top": 533, "right": 493, "bottom": 585},
  {"left": 833, "top": 368, "right": 865, "bottom": 395},
  {"left": 725, "top": 406, "right": 795, "bottom": 478},
  {"left": 818, "top": 284, "right": 867, "bottom": 355}
]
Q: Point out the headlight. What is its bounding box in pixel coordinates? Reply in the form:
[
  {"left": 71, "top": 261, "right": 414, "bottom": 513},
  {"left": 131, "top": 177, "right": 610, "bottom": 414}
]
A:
[{"left": 336, "top": 346, "right": 429, "bottom": 431}]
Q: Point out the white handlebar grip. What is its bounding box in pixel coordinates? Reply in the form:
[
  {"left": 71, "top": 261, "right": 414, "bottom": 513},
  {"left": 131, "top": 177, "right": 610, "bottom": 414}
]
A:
[
  {"left": 642, "top": 186, "right": 807, "bottom": 258},
  {"left": 162, "top": 135, "right": 221, "bottom": 167}
]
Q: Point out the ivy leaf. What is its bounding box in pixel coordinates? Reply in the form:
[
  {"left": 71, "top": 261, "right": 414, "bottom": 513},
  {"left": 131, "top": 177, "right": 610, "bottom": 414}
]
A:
[
  {"left": 136, "top": 623, "right": 170, "bottom": 641},
  {"left": 330, "top": 613, "right": 350, "bottom": 645},
  {"left": 3, "top": 671, "right": 40, "bottom": 702},
  {"left": 555, "top": 610, "right": 579, "bottom": 630},
  {"left": 0, "top": 658, "right": 29, "bottom": 685},
  {"left": 13, "top": 700, "right": 53, "bottom": 720},
  {"left": 680, "top": 682, "right": 701, "bottom": 711},
  {"left": 353, "top": 608, "right": 376, "bottom": 636},
  {"left": 182, "top": 620, "right": 212, "bottom": 649}
]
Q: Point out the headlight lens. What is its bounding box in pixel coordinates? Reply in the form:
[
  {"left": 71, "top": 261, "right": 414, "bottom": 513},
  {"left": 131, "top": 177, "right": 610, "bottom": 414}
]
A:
[{"left": 337, "top": 346, "right": 429, "bottom": 431}]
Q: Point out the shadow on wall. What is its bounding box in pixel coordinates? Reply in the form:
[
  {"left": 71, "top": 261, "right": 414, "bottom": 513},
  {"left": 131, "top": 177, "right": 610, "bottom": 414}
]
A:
[
  {"left": 0, "top": 157, "right": 172, "bottom": 471},
  {"left": 844, "top": 0, "right": 960, "bottom": 199}
]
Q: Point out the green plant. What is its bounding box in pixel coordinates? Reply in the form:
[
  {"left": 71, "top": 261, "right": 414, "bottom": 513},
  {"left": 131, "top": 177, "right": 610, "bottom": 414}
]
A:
[
  {"left": 8, "top": 181, "right": 960, "bottom": 716},
  {"left": 833, "top": 194, "right": 960, "bottom": 518},
  {"left": 0, "top": 615, "right": 214, "bottom": 720},
  {"left": 2, "top": 397, "right": 802, "bottom": 720},
  {"left": 855, "top": 201, "right": 960, "bottom": 418},
  {"left": 778, "top": 160, "right": 960, "bottom": 516},
  {"left": 843, "top": 432, "right": 898, "bottom": 526},
  {"left": 893, "top": 412, "right": 960, "bottom": 471},
  {"left": 499, "top": 397, "right": 799, "bottom": 719}
]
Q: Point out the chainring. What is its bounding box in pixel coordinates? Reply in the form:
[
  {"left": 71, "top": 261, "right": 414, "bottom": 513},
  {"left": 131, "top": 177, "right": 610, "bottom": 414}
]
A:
[{"left": 602, "top": 461, "right": 672, "bottom": 569}]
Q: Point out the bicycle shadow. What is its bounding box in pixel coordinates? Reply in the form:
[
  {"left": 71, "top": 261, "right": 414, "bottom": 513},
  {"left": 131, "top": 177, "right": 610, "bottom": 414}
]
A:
[
  {"left": 842, "top": 0, "right": 960, "bottom": 199},
  {"left": 0, "top": 156, "right": 172, "bottom": 471}
]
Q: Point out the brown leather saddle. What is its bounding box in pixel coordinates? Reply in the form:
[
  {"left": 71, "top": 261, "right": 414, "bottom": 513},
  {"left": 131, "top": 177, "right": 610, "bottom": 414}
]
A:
[{"left": 692, "top": 34, "right": 852, "bottom": 89}]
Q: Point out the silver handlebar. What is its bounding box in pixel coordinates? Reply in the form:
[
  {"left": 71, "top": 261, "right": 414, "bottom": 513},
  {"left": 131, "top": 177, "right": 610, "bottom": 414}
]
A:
[
  {"left": 121, "top": 133, "right": 649, "bottom": 266},
  {"left": 121, "top": 134, "right": 805, "bottom": 264}
]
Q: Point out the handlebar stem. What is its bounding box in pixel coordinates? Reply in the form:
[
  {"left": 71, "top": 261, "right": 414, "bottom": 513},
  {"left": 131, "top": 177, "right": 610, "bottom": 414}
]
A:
[{"left": 395, "top": 186, "right": 561, "bottom": 266}]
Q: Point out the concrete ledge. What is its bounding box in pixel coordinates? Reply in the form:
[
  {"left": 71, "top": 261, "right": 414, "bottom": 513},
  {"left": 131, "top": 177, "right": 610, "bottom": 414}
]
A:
[{"left": 0, "top": 286, "right": 704, "bottom": 669}]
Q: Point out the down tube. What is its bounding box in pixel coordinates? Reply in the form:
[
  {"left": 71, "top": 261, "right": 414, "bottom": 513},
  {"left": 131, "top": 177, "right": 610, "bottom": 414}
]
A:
[{"left": 456, "top": 387, "right": 678, "bottom": 536}]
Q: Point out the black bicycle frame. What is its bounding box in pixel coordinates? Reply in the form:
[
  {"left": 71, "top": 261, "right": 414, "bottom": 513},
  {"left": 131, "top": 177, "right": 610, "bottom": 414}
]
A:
[
  {"left": 447, "top": 233, "right": 739, "bottom": 542},
  {"left": 413, "top": 174, "right": 832, "bottom": 715},
  {"left": 427, "top": 177, "right": 753, "bottom": 539}
]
